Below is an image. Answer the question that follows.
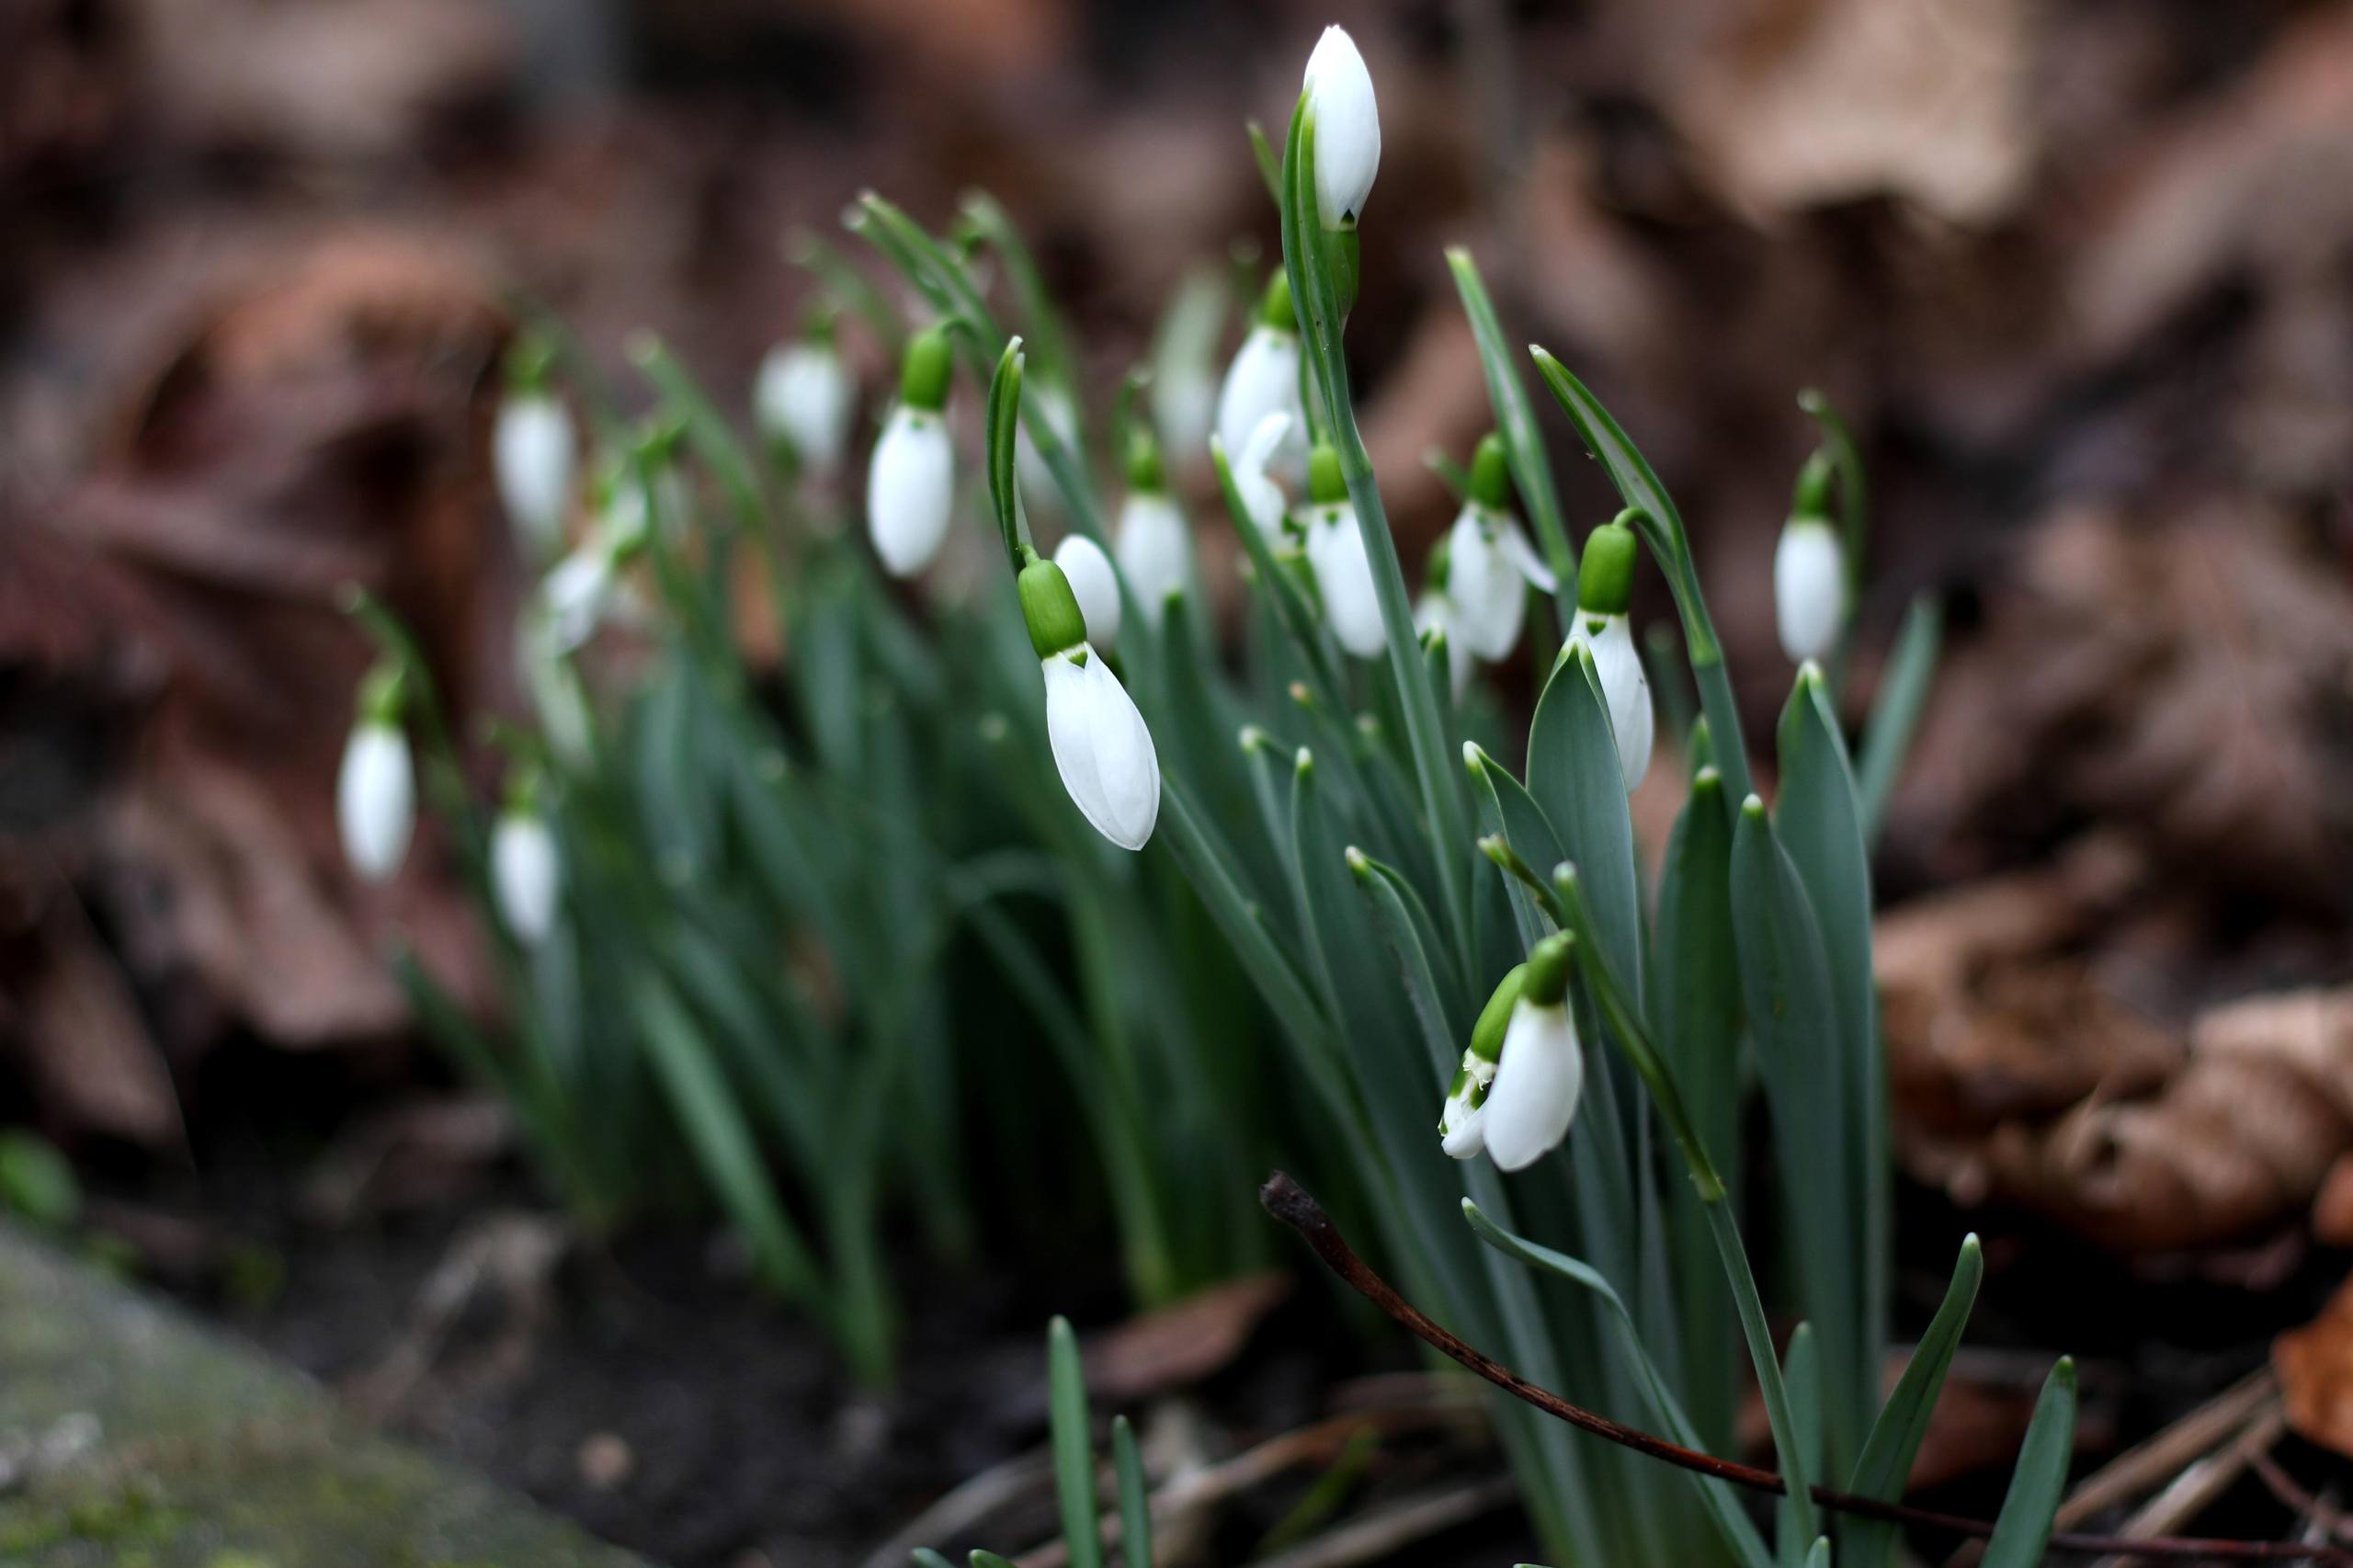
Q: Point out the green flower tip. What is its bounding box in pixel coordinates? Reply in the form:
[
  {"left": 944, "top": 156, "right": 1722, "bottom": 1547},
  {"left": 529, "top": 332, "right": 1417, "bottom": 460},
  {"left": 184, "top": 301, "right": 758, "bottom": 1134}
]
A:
[
  {"left": 501, "top": 762, "right": 544, "bottom": 813},
  {"left": 1741, "top": 793, "right": 1767, "bottom": 820},
  {"left": 1461, "top": 740, "right": 1487, "bottom": 776},
  {"left": 1469, "top": 962, "right": 1529, "bottom": 1062},
  {"left": 1238, "top": 724, "right": 1267, "bottom": 754},
  {"left": 357, "top": 662, "right": 407, "bottom": 724},
  {"left": 1691, "top": 765, "right": 1722, "bottom": 794},
  {"left": 1576, "top": 521, "right": 1637, "bottom": 615},
  {"left": 1522, "top": 934, "right": 1574, "bottom": 1006},
  {"left": 1017, "top": 556, "right": 1086, "bottom": 658},
  {"left": 1123, "top": 424, "right": 1165, "bottom": 493},
  {"left": 506, "top": 329, "right": 557, "bottom": 392},
  {"left": 1792, "top": 449, "right": 1835, "bottom": 520},
  {"left": 1344, "top": 845, "right": 1370, "bottom": 879},
  {"left": 1258, "top": 270, "right": 1295, "bottom": 333},
  {"left": 1287, "top": 680, "right": 1313, "bottom": 708},
  {"left": 1796, "top": 658, "right": 1826, "bottom": 693},
  {"left": 1425, "top": 531, "right": 1452, "bottom": 589},
  {"left": 900, "top": 326, "right": 953, "bottom": 411},
  {"left": 1307, "top": 442, "right": 1347, "bottom": 505},
  {"left": 1469, "top": 433, "right": 1511, "bottom": 510},
  {"left": 1293, "top": 745, "right": 1314, "bottom": 777}
]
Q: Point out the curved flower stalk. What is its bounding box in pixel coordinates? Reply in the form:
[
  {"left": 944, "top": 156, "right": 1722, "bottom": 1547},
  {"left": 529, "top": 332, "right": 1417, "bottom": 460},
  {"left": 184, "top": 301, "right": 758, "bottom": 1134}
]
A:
[
  {"left": 1443, "top": 934, "right": 1582, "bottom": 1172},
  {"left": 1301, "top": 441, "right": 1383, "bottom": 657},
  {"left": 1775, "top": 455, "right": 1847, "bottom": 664},
  {"left": 1052, "top": 532, "right": 1121, "bottom": 650},
  {"left": 754, "top": 322, "right": 855, "bottom": 478},
  {"left": 1302, "top": 27, "right": 1380, "bottom": 232},
  {"left": 1565, "top": 517, "right": 1654, "bottom": 790},
  {"left": 337, "top": 663, "right": 415, "bottom": 883},
  {"left": 1113, "top": 425, "right": 1192, "bottom": 629},
  {"left": 867, "top": 326, "right": 956, "bottom": 577},
  {"left": 494, "top": 339, "right": 577, "bottom": 558},
  {"left": 1214, "top": 273, "right": 1304, "bottom": 482},
  {"left": 491, "top": 769, "right": 561, "bottom": 946},
  {"left": 1445, "top": 432, "right": 1556, "bottom": 664},
  {"left": 1022, "top": 550, "right": 1159, "bottom": 850}
]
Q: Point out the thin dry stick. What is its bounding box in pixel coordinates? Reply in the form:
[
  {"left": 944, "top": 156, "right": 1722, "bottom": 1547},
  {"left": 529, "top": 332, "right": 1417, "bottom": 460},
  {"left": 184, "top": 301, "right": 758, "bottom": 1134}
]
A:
[{"left": 1258, "top": 1171, "right": 2353, "bottom": 1565}]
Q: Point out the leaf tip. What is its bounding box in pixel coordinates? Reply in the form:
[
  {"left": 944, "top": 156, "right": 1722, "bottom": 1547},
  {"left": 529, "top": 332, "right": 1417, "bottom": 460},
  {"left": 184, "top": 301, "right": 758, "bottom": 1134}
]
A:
[{"left": 1740, "top": 793, "right": 1767, "bottom": 820}]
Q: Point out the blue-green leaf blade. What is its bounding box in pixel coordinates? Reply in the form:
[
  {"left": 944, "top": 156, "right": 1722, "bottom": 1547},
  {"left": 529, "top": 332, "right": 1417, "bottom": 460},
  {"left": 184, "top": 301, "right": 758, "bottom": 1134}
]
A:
[{"left": 1981, "top": 1359, "right": 2079, "bottom": 1568}]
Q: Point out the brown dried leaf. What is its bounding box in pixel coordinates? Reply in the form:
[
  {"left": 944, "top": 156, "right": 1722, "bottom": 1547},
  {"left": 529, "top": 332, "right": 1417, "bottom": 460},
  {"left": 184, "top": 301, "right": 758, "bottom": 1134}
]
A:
[
  {"left": 1082, "top": 1271, "right": 1294, "bottom": 1403},
  {"left": 2276, "top": 1272, "right": 2353, "bottom": 1460},
  {"left": 17, "top": 910, "right": 184, "bottom": 1148}
]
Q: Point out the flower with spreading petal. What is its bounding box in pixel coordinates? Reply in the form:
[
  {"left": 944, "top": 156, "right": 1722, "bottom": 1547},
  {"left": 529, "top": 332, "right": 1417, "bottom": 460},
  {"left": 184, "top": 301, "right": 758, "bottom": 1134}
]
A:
[
  {"left": 1302, "top": 26, "right": 1380, "bottom": 231},
  {"left": 754, "top": 330, "right": 854, "bottom": 477},
  {"left": 1564, "top": 518, "right": 1654, "bottom": 792},
  {"left": 1775, "top": 516, "right": 1846, "bottom": 665},
  {"left": 1020, "top": 551, "right": 1159, "bottom": 851},
  {"left": 867, "top": 326, "right": 956, "bottom": 577},
  {"left": 337, "top": 665, "right": 414, "bottom": 884},
  {"left": 491, "top": 782, "right": 561, "bottom": 947},
  {"left": 1214, "top": 273, "right": 1304, "bottom": 481},
  {"left": 1477, "top": 935, "right": 1584, "bottom": 1173},
  {"left": 1053, "top": 533, "right": 1121, "bottom": 650},
  {"left": 1439, "top": 962, "right": 1524, "bottom": 1159},
  {"left": 542, "top": 543, "right": 616, "bottom": 655},
  {"left": 1222, "top": 411, "right": 1295, "bottom": 541},
  {"left": 1300, "top": 442, "right": 1384, "bottom": 658},
  {"left": 1114, "top": 427, "right": 1193, "bottom": 629},
  {"left": 495, "top": 392, "right": 576, "bottom": 557},
  {"left": 1445, "top": 434, "right": 1555, "bottom": 663}
]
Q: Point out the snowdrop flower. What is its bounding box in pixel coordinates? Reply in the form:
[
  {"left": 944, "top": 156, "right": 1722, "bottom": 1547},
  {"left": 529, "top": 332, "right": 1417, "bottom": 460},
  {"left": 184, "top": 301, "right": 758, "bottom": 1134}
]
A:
[
  {"left": 867, "top": 326, "right": 956, "bottom": 577},
  {"left": 1017, "top": 381, "right": 1080, "bottom": 518},
  {"left": 541, "top": 543, "right": 616, "bottom": 655},
  {"left": 1414, "top": 538, "right": 1474, "bottom": 701},
  {"left": 1301, "top": 442, "right": 1384, "bottom": 658},
  {"left": 337, "top": 665, "right": 415, "bottom": 884},
  {"left": 1114, "top": 426, "right": 1193, "bottom": 630},
  {"left": 1020, "top": 550, "right": 1160, "bottom": 850},
  {"left": 1774, "top": 472, "right": 1847, "bottom": 664},
  {"left": 1302, "top": 26, "right": 1381, "bottom": 231},
  {"left": 1445, "top": 435, "right": 1555, "bottom": 664},
  {"left": 1564, "top": 519, "right": 1654, "bottom": 792},
  {"left": 1477, "top": 935, "right": 1585, "bottom": 1173},
  {"left": 494, "top": 399, "right": 575, "bottom": 559},
  {"left": 1053, "top": 533, "right": 1121, "bottom": 650},
  {"left": 1439, "top": 961, "right": 1524, "bottom": 1159},
  {"left": 754, "top": 326, "right": 855, "bottom": 477},
  {"left": 1214, "top": 273, "right": 1304, "bottom": 482},
  {"left": 491, "top": 776, "right": 561, "bottom": 946},
  {"left": 1221, "top": 410, "right": 1295, "bottom": 541}
]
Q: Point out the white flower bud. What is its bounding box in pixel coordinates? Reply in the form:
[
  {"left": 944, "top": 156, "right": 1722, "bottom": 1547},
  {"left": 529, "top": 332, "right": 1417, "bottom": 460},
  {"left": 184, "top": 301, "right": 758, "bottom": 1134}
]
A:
[
  {"left": 541, "top": 546, "right": 616, "bottom": 655},
  {"left": 1115, "top": 491, "right": 1192, "bottom": 629},
  {"left": 1445, "top": 505, "right": 1533, "bottom": 663},
  {"left": 1415, "top": 591, "right": 1475, "bottom": 701},
  {"left": 1052, "top": 533, "right": 1121, "bottom": 649},
  {"left": 337, "top": 721, "right": 415, "bottom": 883},
  {"left": 1042, "top": 643, "right": 1160, "bottom": 851},
  {"left": 754, "top": 341, "right": 854, "bottom": 476},
  {"left": 867, "top": 403, "right": 955, "bottom": 577},
  {"left": 1774, "top": 517, "right": 1847, "bottom": 664},
  {"left": 1215, "top": 326, "right": 1303, "bottom": 481},
  {"left": 1569, "top": 611, "right": 1654, "bottom": 792},
  {"left": 1483, "top": 996, "right": 1584, "bottom": 1172},
  {"left": 494, "top": 393, "right": 576, "bottom": 557},
  {"left": 1305, "top": 500, "right": 1384, "bottom": 658},
  {"left": 1302, "top": 26, "right": 1381, "bottom": 230},
  {"left": 492, "top": 810, "right": 562, "bottom": 945}
]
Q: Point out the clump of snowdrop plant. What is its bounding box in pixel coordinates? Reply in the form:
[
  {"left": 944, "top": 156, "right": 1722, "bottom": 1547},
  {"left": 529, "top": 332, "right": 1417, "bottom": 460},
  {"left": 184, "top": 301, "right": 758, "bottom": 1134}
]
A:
[
  {"left": 490, "top": 767, "right": 561, "bottom": 947},
  {"left": 337, "top": 26, "right": 2088, "bottom": 1558},
  {"left": 1775, "top": 451, "right": 1847, "bottom": 664},
  {"left": 337, "top": 661, "right": 414, "bottom": 883},
  {"left": 754, "top": 316, "right": 855, "bottom": 478}
]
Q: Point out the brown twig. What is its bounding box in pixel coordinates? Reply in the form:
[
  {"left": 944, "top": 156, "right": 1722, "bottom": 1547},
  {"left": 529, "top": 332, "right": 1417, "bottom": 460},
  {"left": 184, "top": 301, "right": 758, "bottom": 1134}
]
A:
[{"left": 1258, "top": 1171, "right": 2353, "bottom": 1564}]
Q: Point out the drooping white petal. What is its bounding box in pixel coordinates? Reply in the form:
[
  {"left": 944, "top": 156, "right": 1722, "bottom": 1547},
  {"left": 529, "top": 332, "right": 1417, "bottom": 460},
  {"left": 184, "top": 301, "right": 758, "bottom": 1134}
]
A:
[
  {"left": 1017, "top": 383, "right": 1080, "bottom": 516},
  {"left": 754, "top": 343, "right": 854, "bottom": 475},
  {"left": 1774, "top": 519, "right": 1847, "bottom": 664},
  {"left": 1042, "top": 644, "right": 1160, "bottom": 851},
  {"left": 492, "top": 812, "right": 562, "bottom": 944},
  {"left": 1214, "top": 326, "right": 1304, "bottom": 480},
  {"left": 1438, "top": 1049, "right": 1496, "bottom": 1160},
  {"left": 1153, "top": 365, "right": 1216, "bottom": 465},
  {"left": 1115, "top": 491, "right": 1193, "bottom": 628},
  {"left": 1497, "top": 521, "right": 1559, "bottom": 594},
  {"left": 1302, "top": 26, "right": 1381, "bottom": 229},
  {"left": 337, "top": 722, "right": 415, "bottom": 883},
  {"left": 1053, "top": 533, "right": 1121, "bottom": 649},
  {"left": 1415, "top": 591, "right": 1475, "bottom": 701},
  {"left": 542, "top": 546, "right": 615, "bottom": 654},
  {"left": 494, "top": 393, "right": 576, "bottom": 556},
  {"left": 1482, "top": 999, "right": 1584, "bottom": 1173},
  {"left": 1306, "top": 504, "right": 1385, "bottom": 657},
  {"left": 1446, "top": 506, "right": 1529, "bottom": 662},
  {"left": 867, "top": 405, "right": 955, "bottom": 577},
  {"left": 1571, "top": 611, "right": 1654, "bottom": 792},
  {"left": 1230, "top": 411, "right": 1294, "bottom": 540}
]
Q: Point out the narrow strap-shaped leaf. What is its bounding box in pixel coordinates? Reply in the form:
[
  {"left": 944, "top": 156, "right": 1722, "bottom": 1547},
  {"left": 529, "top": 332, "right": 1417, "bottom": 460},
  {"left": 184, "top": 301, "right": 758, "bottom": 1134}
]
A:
[
  {"left": 1779, "top": 1324, "right": 1822, "bottom": 1568},
  {"left": 910, "top": 1550, "right": 956, "bottom": 1568},
  {"left": 1854, "top": 592, "right": 1943, "bottom": 848},
  {"left": 1981, "top": 1358, "right": 2079, "bottom": 1568},
  {"left": 1446, "top": 247, "right": 1576, "bottom": 614},
  {"left": 1464, "top": 743, "right": 1563, "bottom": 948},
  {"left": 961, "top": 192, "right": 1082, "bottom": 420},
  {"left": 972, "top": 1553, "right": 1019, "bottom": 1568},
  {"left": 632, "top": 335, "right": 769, "bottom": 538},
  {"left": 1525, "top": 644, "right": 1643, "bottom": 1001},
  {"left": 1844, "top": 1234, "right": 1984, "bottom": 1568},
  {"left": 1113, "top": 1415, "right": 1154, "bottom": 1568},
  {"left": 1211, "top": 441, "right": 1349, "bottom": 716},
  {"left": 1048, "top": 1316, "right": 1106, "bottom": 1568},
  {"left": 1462, "top": 1201, "right": 1775, "bottom": 1568},
  {"left": 1803, "top": 1540, "right": 1831, "bottom": 1568},
  {"left": 1350, "top": 849, "right": 1466, "bottom": 1077}
]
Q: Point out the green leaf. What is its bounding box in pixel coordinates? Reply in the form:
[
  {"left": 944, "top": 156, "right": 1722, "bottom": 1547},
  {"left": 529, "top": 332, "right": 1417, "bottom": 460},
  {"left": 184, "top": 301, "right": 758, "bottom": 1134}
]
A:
[
  {"left": 1462, "top": 1201, "right": 1775, "bottom": 1568},
  {"left": 910, "top": 1551, "right": 956, "bottom": 1568},
  {"left": 961, "top": 192, "right": 1081, "bottom": 405},
  {"left": 1048, "top": 1316, "right": 1105, "bottom": 1568},
  {"left": 0, "top": 1131, "right": 80, "bottom": 1231},
  {"left": 1798, "top": 388, "right": 1867, "bottom": 599},
  {"left": 972, "top": 1554, "right": 1019, "bottom": 1568},
  {"left": 1525, "top": 644, "right": 1643, "bottom": 999},
  {"left": 1463, "top": 742, "right": 1564, "bottom": 948},
  {"left": 1854, "top": 592, "right": 1943, "bottom": 847},
  {"left": 1844, "top": 1234, "right": 1984, "bottom": 1568},
  {"left": 788, "top": 230, "right": 905, "bottom": 358},
  {"left": 631, "top": 974, "right": 822, "bottom": 1304},
  {"left": 1804, "top": 1540, "right": 1831, "bottom": 1568},
  {"left": 1210, "top": 442, "right": 1347, "bottom": 716},
  {"left": 1350, "top": 848, "right": 1466, "bottom": 1077},
  {"left": 1446, "top": 248, "right": 1576, "bottom": 611},
  {"left": 631, "top": 334, "right": 768, "bottom": 537},
  {"left": 1246, "top": 120, "right": 1283, "bottom": 205},
  {"left": 1981, "top": 1359, "right": 2078, "bottom": 1568},
  {"left": 1779, "top": 1324, "right": 1821, "bottom": 1568},
  {"left": 1113, "top": 1415, "right": 1154, "bottom": 1568}
]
